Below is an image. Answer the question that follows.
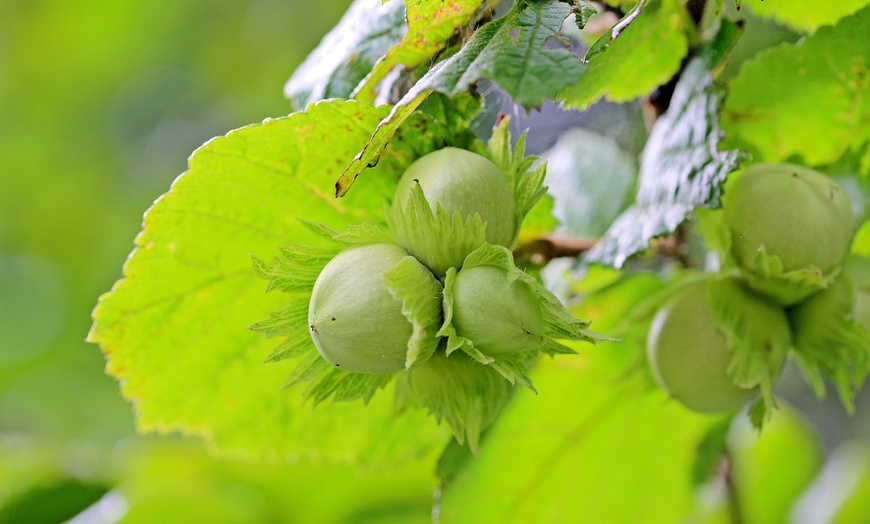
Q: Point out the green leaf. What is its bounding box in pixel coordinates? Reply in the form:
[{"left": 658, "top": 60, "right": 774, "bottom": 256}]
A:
[
  {"left": 337, "top": 95, "right": 433, "bottom": 198},
  {"left": 570, "top": 1, "right": 599, "bottom": 30},
  {"left": 103, "top": 438, "right": 439, "bottom": 524},
  {"left": 560, "top": 0, "right": 692, "bottom": 110},
  {"left": 585, "top": 51, "right": 742, "bottom": 267},
  {"left": 283, "top": 0, "right": 406, "bottom": 110},
  {"left": 721, "top": 6, "right": 870, "bottom": 171},
  {"left": 304, "top": 368, "right": 398, "bottom": 406},
  {"left": 427, "top": 0, "right": 585, "bottom": 109},
  {"left": 353, "top": 0, "right": 492, "bottom": 103},
  {"left": 440, "top": 355, "right": 715, "bottom": 521},
  {"left": 88, "top": 99, "right": 443, "bottom": 465},
  {"left": 0, "top": 479, "right": 109, "bottom": 524},
  {"left": 738, "top": 0, "right": 870, "bottom": 33},
  {"left": 336, "top": 0, "right": 584, "bottom": 196},
  {"left": 263, "top": 331, "right": 313, "bottom": 364},
  {"left": 336, "top": 93, "right": 482, "bottom": 197},
  {"left": 281, "top": 351, "right": 330, "bottom": 390},
  {"left": 544, "top": 128, "right": 637, "bottom": 237}
]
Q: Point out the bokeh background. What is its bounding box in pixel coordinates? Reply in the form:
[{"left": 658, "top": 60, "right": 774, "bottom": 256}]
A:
[{"left": 4, "top": 0, "right": 870, "bottom": 522}]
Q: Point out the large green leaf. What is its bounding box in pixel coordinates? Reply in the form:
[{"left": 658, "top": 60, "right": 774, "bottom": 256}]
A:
[
  {"left": 585, "top": 51, "right": 742, "bottom": 267},
  {"left": 283, "top": 0, "right": 406, "bottom": 110},
  {"left": 560, "top": 0, "right": 692, "bottom": 110},
  {"left": 439, "top": 353, "right": 715, "bottom": 522},
  {"left": 336, "top": 0, "right": 584, "bottom": 196},
  {"left": 722, "top": 6, "right": 870, "bottom": 172},
  {"left": 738, "top": 0, "right": 870, "bottom": 33},
  {"left": 88, "top": 100, "right": 451, "bottom": 465}
]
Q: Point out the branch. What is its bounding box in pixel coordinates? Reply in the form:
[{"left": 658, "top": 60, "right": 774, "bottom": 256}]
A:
[
  {"left": 513, "top": 235, "right": 597, "bottom": 265},
  {"left": 514, "top": 230, "right": 694, "bottom": 268}
]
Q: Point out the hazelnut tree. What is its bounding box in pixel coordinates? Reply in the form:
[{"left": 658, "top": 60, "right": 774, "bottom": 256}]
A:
[{"left": 89, "top": 0, "right": 870, "bottom": 521}]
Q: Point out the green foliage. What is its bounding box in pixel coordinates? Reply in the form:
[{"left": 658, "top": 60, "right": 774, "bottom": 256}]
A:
[
  {"left": 353, "top": 0, "right": 493, "bottom": 103},
  {"left": 738, "top": 0, "right": 870, "bottom": 33},
  {"left": 722, "top": 6, "right": 870, "bottom": 172},
  {"left": 88, "top": 100, "right": 446, "bottom": 464},
  {"left": 416, "top": 0, "right": 584, "bottom": 109},
  {"left": 828, "top": 442, "right": 870, "bottom": 523},
  {"left": 111, "top": 439, "right": 439, "bottom": 524},
  {"left": 439, "top": 355, "right": 714, "bottom": 522},
  {"left": 0, "top": 479, "right": 108, "bottom": 524},
  {"left": 561, "top": 0, "right": 692, "bottom": 110},
  {"left": 586, "top": 46, "right": 742, "bottom": 267},
  {"left": 284, "top": 0, "right": 407, "bottom": 110},
  {"left": 285, "top": 0, "right": 497, "bottom": 109},
  {"left": 545, "top": 128, "right": 637, "bottom": 238},
  {"left": 73, "top": 0, "right": 870, "bottom": 521},
  {"left": 336, "top": 0, "right": 583, "bottom": 196}
]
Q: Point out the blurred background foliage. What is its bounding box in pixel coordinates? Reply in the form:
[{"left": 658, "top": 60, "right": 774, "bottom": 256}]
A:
[{"left": 3, "top": 0, "right": 870, "bottom": 522}]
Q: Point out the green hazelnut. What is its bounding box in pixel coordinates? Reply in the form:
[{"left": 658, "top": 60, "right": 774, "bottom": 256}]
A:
[
  {"left": 308, "top": 243, "right": 413, "bottom": 374},
  {"left": 647, "top": 280, "right": 768, "bottom": 413},
  {"left": 395, "top": 147, "right": 517, "bottom": 248},
  {"left": 451, "top": 265, "right": 545, "bottom": 356},
  {"left": 724, "top": 163, "right": 853, "bottom": 277}
]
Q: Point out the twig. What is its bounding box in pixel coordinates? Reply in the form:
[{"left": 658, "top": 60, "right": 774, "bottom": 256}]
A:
[{"left": 513, "top": 235, "right": 597, "bottom": 265}]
